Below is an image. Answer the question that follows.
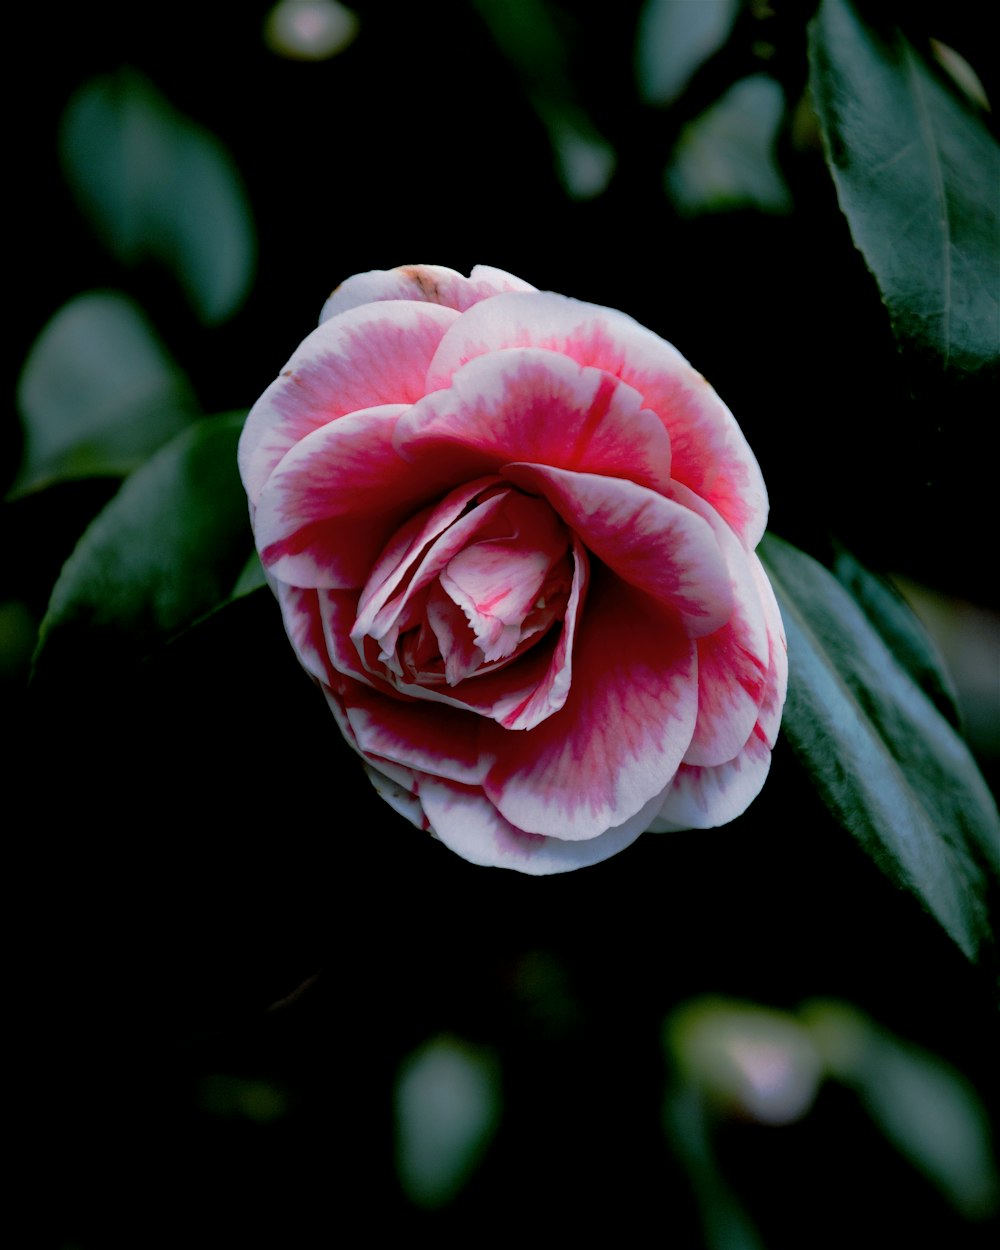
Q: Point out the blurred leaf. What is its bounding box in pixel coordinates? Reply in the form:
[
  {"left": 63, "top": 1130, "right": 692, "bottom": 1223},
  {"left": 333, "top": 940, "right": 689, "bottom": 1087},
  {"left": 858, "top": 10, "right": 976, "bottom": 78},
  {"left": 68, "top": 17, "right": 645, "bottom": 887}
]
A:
[
  {"left": 473, "top": 0, "right": 615, "bottom": 199},
  {"left": 12, "top": 292, "right": 196, "bottom": 497},
  {"left": 668, "top": 998, "right": 822, "bottom": 1126},
  {"left": 537, "top": 101, "right": 617, "bottom": 200},
  {"left": 395, "top": 1035, "right": 500, "bottom": 1209},
  {"left": 666, "top": 75, "right": 791, "bottom": 215},
  {"left": 809, "top": 0, "right": 1000, "bottom": 384},
  {"left": 200, "top": 1074, "right": 288, "bottom": 1123},
  {"left": 831, "top": 545, "right": 961, "bottom": 728},
  {"left": 636, "top": 0, "right": 740, "bottom": 105},
  {"left": 664, "top": 1083, "right": 765, "bottom": 1250},
  {"left": 804, "top": 1001, "right": 999, "bottom": 1220},
  {"left": 758, "top": 534, "right": 999, "bottom": 970},
  {"left": 34, "top": 412, "right": 249, "bottom": 685},
  {"left": 60, "top": 70, "right": 256, "bottom": 324}
]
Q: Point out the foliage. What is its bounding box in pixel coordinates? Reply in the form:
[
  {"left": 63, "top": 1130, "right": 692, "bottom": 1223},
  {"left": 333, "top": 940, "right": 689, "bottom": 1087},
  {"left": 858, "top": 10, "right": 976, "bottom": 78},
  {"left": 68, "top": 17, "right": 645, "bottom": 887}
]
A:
[{"left": 9, "top": 2, "right": 997, "bottom": 1246}]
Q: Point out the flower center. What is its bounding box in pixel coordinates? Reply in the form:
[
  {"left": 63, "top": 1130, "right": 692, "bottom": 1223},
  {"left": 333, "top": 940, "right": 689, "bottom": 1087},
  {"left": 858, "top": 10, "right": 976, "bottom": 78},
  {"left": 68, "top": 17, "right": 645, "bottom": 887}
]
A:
[{"left": 353, "top": 482, "right": 573, "bottom": 692}]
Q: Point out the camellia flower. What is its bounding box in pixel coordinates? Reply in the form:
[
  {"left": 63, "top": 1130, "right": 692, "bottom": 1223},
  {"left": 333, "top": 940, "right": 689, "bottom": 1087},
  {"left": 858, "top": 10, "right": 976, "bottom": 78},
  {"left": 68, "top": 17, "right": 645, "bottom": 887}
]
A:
[{"left": 239, "top": 264, "right": 786, "bottom": 872}]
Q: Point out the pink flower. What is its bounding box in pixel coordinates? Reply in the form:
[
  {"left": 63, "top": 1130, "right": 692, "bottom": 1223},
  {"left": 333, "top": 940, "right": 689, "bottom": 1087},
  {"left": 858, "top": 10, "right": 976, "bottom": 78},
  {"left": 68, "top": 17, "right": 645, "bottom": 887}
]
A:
[{"left": 239, "top": 264, "right": 787, "bottom": 872}]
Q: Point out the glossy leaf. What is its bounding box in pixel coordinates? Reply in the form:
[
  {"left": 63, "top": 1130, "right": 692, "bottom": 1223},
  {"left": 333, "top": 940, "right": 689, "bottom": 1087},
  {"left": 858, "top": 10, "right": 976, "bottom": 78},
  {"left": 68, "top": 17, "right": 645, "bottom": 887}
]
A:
[
  {"left": 12, "top": 291, "right": 196, "bottom": 497},
  {"left": 809, "top": 0, "right": 1000, "bottom": 382},
  {"left": 831, "top": 546, "right": 961, "bottom": 728},
  {"left": 758, "top": 535, "right": 998, "bottom": 970},
  {"left": 34, "top": 412, "right": 250, "bottom": 684},
  {"left": 60, "top": 71, "right": 256, "bottom": 324}
]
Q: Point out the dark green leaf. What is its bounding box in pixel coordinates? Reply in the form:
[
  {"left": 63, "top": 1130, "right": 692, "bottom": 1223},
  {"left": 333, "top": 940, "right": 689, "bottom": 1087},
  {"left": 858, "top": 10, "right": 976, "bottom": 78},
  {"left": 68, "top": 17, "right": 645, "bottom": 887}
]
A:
[
  {"left": 60, "top": 70, "right": 256, "bottom": 324},
  {"left": 759, "top": 534, "right": 998, "bottom": 971},
  {"left": 831, "top": 546, "right": 961, "bottom": 728},
  {"left": 472, "top": 0, "right": 615, "bottom": 199},
  {"left": 34, "top": 412, "right": 249, "bottom": 685},
  {"left": 232, "top": 551, "right": 268, "bottom": 599},
  {"left": 809, "top": 0, "right": 1000, "bottom": 383},
  {"left": 12, "top": 291, "right": 196, "bottom": 497}
]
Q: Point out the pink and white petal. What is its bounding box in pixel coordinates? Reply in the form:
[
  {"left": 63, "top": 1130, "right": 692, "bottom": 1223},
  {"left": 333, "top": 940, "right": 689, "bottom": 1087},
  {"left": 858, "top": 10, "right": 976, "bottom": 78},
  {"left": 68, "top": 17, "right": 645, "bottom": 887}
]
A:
[
  {"left": 481, "top": 572, "right": 698, "bottom": 840},
  {"left": 316, "top": 588, "right": 405, "bottom": 696},
  {"left": 469, "top": 265, "right": 536, "bottom": 295},
  {"left": 271, "top": 580, "right": 335, "bottom": 685},
  {"left": 353, "top": 478, "right": 502, "bottom": 632},
  {"left": 504, "top": 463, "right": 732, "bottom": 637},
  {"left": 670, "top": 483, "right": 770, "bottom": 767},
  {"left": 364, "top": 763, "right": 428, "bottom": 830},
  {"left": 339, "top": 683, "right": 490, "bottom": 787},
  {"left": 255, "top": 406, "right": 456, "bottom": 590},
  {"left": 323, "top": 688, "right": 429, "bottom": 827},
  {"left": 649, "top": 731, "right": 772, "bottom": 831},
  {"left": 384, "top": 533, "right": 587, "bottom": 730},
  {"left": 439, "top": 494, "right": 570, "bottom": 661},
  {"left": 396, "top": 348, "right": 672, "bottom": 492},
  {"left": 425, "top": 290, "right": 767, "bottom": 544},
  {"left": 239, "top": 300, "right": 458, "bottom": 505},
  {"left": 751, "top": 554, "right": 788, "bottom": 749},
  {"left": 320, "top": 263, "right": 535, "bottom": 323},
  {"left": 419, "top": 779, "right": 661, "bottom": 874},
  {"left": 354, "top": 489, "right": 510, "bottom": 652}
]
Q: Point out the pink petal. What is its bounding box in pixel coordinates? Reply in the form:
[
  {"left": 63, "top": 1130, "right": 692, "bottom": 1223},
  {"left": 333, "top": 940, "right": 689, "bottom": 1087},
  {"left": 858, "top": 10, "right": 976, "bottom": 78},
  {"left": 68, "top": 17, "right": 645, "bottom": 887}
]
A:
[
  {"left": 649, "top": 731, "right": 773, "bottom": 831},
  {"left": 239, "top": 299, "right": 458, "bottom": 505},
  {"left": 317, "top": 588, "right": 407, "bottom": 696},
  {"left": 319, "top": 263, "right": 535, "bottom": 322},
  {"left": 323, "top": 690, "right": 429, "bottom": 827},
  {"left": 395, "top": 347, "right": 672, "bottom": 492},
  {"left": 750, "top": 554, "right": 788, "bottom": 750},
  {"left": 353, "top": 485, "right": 510, "bottom": 664},
  {"left": 425, "top": 290, "right": 767, "bottom": 545},
  {"left": 504, "top": 463, "right": 732, "bottom": 637},
  {"left": 377, "top": 535, "right": 589, "bottom": 732},
  {"left": 363, "top": 763, "right": 428, "bottom": 830},
  {"left": 481, "top": 570, "right": 698, "bottom": 840},
  {"left": 271, "top": 579, "right": 335, "bottom": 685},
  {"left": 419, "top": 778, "right": 662, "bottom": 874},
  {"left": 336, "top": 678, "right": 489, "bottom": 787},
  {"left": 669, "top": 483, "right": 769, "bottom": 766},
  {"left": 438, "top": 493, "right": 570, "bottom": 662},
  {"left": 254, "top": 406, "right": 458, "bottom": 589}
]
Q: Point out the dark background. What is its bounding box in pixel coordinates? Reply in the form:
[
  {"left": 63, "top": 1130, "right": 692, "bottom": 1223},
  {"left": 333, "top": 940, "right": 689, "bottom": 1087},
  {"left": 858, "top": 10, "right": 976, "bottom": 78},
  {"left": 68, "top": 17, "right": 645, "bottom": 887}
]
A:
[{"left": 9, "top": 2, "right": 998, "bottom": 1245}]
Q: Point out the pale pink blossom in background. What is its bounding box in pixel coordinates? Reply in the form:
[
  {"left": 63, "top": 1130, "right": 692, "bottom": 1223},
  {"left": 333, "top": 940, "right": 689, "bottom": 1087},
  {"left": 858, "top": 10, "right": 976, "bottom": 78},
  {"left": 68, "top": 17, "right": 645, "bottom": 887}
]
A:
[{"left": 239, "top": 264, "right": 786, "bottom": 872}]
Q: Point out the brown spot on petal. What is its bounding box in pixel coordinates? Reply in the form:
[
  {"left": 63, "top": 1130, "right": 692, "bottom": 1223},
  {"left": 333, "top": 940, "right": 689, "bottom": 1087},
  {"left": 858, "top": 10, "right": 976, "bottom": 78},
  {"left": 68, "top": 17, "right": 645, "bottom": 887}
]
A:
[{"left": 401, "top": 265, "right": 441, "bottom": 303}]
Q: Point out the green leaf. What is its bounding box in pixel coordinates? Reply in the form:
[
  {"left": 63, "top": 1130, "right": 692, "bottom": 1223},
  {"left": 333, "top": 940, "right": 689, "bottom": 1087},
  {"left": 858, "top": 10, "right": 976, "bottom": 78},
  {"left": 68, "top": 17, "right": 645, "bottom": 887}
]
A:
[
  {"left": 472, "top": 0, "right": 615, "bottom": 199},
  {"left": 636, "top": 0, "right": 740, "bottom": 106},
  {"left": 60, "top": 70, "right": 256, "bottom": 324},
  {"left": 34, "top": 412, "right": 250, "bottom": 685},
  {"left": 12, "top": 291, "right": 196, "bottom": 498},
  {"left": 663, "top": 1083, "right": 765, "bottom": 1250},
  {"left": 831, "top": 545, "right": 961, "bottom": 729},
  {"left": 232, "top": 551, "right": 268, "bottom": 600},
  {"left": 395, "top": 1036, "right": 500, "bottom": 1208},
  {"left": 665, "top": 75, "right": 792, "bottom": 216},
  {"left": 809, "top": 0, "right": 1000, "bottom": 383},
  {"left": 804, "top": 1001, "right": 999, "bottom": 1220},
  {"left": 758, "top": 534, "right": 998, "bottom": 971}
]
